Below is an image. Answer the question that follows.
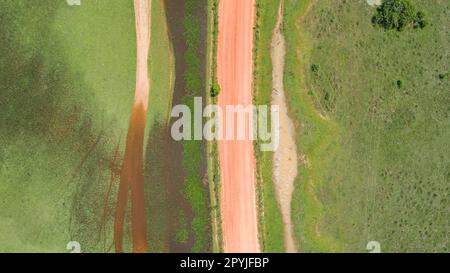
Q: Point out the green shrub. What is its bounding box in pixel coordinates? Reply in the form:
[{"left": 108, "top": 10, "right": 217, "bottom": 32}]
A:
[
  {"left": 415, "top": 11, "right": 427, "bottom": 29},
  {"left": 372, "top": 0, "right": 427, "bottom": 31},
  {"left": 210, "top": 83, "right": 221, "bottom": 97},
  {"left": 311, "top": 64, "right": 320, "bottom": 73}
]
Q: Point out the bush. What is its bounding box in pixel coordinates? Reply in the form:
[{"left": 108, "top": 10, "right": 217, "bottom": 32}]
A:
[
  {"left": 311, "top": 64, "right": 320, "bottom": 73},
  {"left": 414, "top": 11, "right": 427, "bottom": 29},
  {"left": 210, "top": 83, "right": 221, "bottom": 97},
  {"left": 372, "top": 0, "right": 427, "bottom": 31}
]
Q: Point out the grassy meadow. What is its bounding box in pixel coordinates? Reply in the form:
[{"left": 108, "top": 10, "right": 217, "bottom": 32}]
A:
[
  {"left": 0, "top": 0, "right": 136, "bottom": 252},
  {"left": 284, "top": 0, "right": 449, "bottom": 252}
]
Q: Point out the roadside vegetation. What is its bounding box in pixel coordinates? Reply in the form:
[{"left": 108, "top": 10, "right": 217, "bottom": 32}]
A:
[
  {"left": 210, "top": 83, "right": 221, "bottom": 98},
  {"left": 284, "top": 0, "right": 342, "bottom": 251},
  {"left": 253, "top": 0, "right": 285, "bottom": 252},
  {"left": 207, "top": 0, "right": 223, "bottom": 252}
]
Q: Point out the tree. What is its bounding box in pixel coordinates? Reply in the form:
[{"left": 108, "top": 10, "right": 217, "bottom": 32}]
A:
[
  {"left": 372, "top": 0, "right": 427, "bottom": 31},
  {"left": 210, "top": 83, "right": 221, "bottom": 97}
]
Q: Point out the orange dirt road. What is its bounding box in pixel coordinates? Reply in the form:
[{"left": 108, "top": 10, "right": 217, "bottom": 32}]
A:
[
  {"left": 217, "top": 0, "right": 260, "bottom": 252},
  {"left": 114, "top": 0, "right": 151, "bottom": 253}
]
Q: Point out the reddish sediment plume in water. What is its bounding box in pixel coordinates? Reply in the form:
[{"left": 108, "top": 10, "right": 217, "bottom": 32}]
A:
[{"left": 114, "top": 104, "right": 148, "bottom": 253}]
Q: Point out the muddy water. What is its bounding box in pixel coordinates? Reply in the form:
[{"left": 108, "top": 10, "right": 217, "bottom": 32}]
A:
[
  {"left": 162, "top": 0, "right": 209, "bottom": 252},
  {"left": 115, "top": 104, "right": 148, "bottom": 253},
  {"left": 161, "top": 0, "right": 193, "bottom": 252},
  {"left": 271, "top": 1, "right": 298, "bottom": 253}
]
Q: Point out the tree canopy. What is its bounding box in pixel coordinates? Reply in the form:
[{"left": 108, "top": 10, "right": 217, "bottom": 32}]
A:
[{"left": 372, "top": 0, "right": 427, "bottom": 31}]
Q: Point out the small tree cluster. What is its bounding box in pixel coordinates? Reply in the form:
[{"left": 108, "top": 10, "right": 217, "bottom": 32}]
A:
[{"left": 372, "top": 0, "right": 427, "bottom": 31}]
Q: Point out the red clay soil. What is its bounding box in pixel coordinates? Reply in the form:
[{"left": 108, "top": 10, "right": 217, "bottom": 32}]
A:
[
  {"left": 217, "top": 0, "right": 260, "bottom": 252},
  {"left": 114, "top": 0, "right": 151, "bottom": 253}
]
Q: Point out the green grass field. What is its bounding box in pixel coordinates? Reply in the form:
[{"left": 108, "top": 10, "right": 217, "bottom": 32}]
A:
[
  {"left": 0, "top": 0, "right": 136, "bottom": 252},
  {"left": 285, "top": 0, "right": 449, "bottom": 252}
]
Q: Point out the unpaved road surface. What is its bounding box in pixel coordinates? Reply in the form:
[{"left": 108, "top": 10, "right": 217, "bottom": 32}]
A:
[
  {"left": 114, "top": 0, "right": 151, "bottom": 253},
  {"left": 271, "top": 1, "right": 298, "bottom": 253},
  {"left": 217, "top": 0, "right": 260, "bottom": 253}
]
